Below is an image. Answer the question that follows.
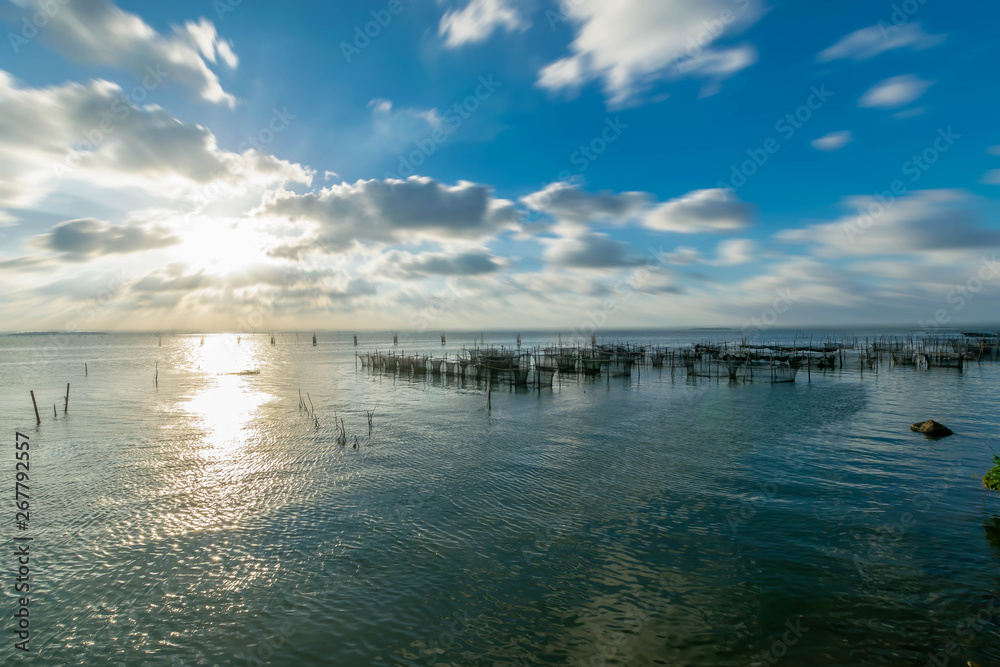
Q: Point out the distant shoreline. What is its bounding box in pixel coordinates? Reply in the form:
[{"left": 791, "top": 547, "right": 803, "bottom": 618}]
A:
[{"left": 7, "top": 331, "right": 109, "bottom": 336}]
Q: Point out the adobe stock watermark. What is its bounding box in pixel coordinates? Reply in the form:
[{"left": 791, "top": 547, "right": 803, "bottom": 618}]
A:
[
  {"left": 213, "top": 0, "right": 243, "bottom": 21},
  {"left": 741, "top": 288, "right": 796, "bottom": 338},
  {"left": 751, "top": 618, "right": 809, "bottom": 666},
  {"left": 52, "top": 65, "right": 171, "bottom": 179},
  {"left": 384, "top": 75, "right": 502, "bottom": 180},
  {"left": 877, "top": 0, "right": 930, "bottom": 40},
  {"left": 673, "top": 0, "right": 754, "bottom": 73},
  {"left": 193, "top": 106, "right": 295, "bottom": 205},
  {"left": 568, "top": 117, "right": 629, "bottom": 173},
  {"left": 409, "top": 278, "right": 462, "bottom": 332},
  {"left": 10, "top": 268, "right": 132, "bottom": 396},
  {"left": 520, "top": 116, "right": 630, "bottom": 221},
  {"left": 716, "top": 85, "right": 833, "bottom": 190},
  {"left": 842, "top": 126, "right": 959, "bottom": 245},
  {"left": 917, "top": 256, "right": 999, "bottom": 332},
  {"left": 543, "top": 0, "right": 584, "bottom": 29},
  {"left": 853, "top": 459, "right": 964, "bottom": 579},
  {"left": 7, "top": 0, "right": 69, "bottom": 54},
  {"left": 340, "top": 0, "right": 412, "bottom": 63},
  {"left": 572, "top": 245, "right": 668, "bottom": 341},
  {"left": 924, "top": 594, "right": 1000, "bottom": 667},
  {"left": 725, "top": 473, "right": 786, "bottom": 534}
]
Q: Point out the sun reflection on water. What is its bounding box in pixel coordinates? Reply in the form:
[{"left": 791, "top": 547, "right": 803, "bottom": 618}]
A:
[
  {"left": 184, "top": 377, "right": 272, "bottom": 456},
  {"left": 171, "top": 334, "right": 277, "bottom": 532},
  {"left": 183, "top": 334, "right": 264, "bottom": 377}
]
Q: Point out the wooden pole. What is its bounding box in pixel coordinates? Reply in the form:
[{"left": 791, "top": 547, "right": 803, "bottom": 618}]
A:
[
  {"left": 30, "top": 391, "right": 40, "bottom": 425},
  {"left": 64, "top": 383, "right": 70, "bottom": 414},
  {"left": 85, "top": 363, "right": 88, "bottom": 376},
  {"left": 53, "top": 404, "right": 57, "bottom": 418}
]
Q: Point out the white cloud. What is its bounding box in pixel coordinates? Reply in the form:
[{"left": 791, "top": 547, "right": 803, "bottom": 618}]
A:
[
  {"left": 16, "top": 0, "right": 239, "bottom": 106},
  {"left": 260, "top": 177, "right": 517, "bottom": 255},
  {"left": 661, "top": 246, "right": 703, "bottom": 265},
  {"left": 644, "top": 189, "right": 753, "bottom": 233},
  {"left": 439, "top": 0, "right": 527, "bottom": 48},
  {"left": 891, "top": 107, "right": 927, "bottom": 119},
  {"left": 660, "top": 238, "right": 755, "bottom": 267},
  {"left": 543, "top": 232, "right": 639, "bottom": 269},
  {"left": 811, "top": 130, "right": 853, "bottom": 151},
  {"left": 520, "top": 182, "right": 648, "bottom": 228},
  {"left": 33, "top": 217, "right": 180, "bottom": 260},
  {"left": 981, "top": 147, "right": 1000, "bottom": 185},
  {"left": 818, "top": 23, "right": 944, "bottom": 61},
  {"left": 379, "top": 249, "right": 505, "bottom": 279},
  {"left": 777, "top": 190, "right": 1000, "bottom": 256},
  {"left": 536, "top": 0, "right": 763, "bottom": 107},
  {"left": 714, "top": 238, "right": 756, "bottom": 265},
  {"left": 368, "top": 98, "right": 454, "bottom": 153},
  {"left": 0, "top": 72, "right": 312, "bottom": 209},
  {"left": 859, "top": 74, "right": 933, "bottom": 109},
  {"left": 677, "top": 45, "right": 758, "bottom": 98}
]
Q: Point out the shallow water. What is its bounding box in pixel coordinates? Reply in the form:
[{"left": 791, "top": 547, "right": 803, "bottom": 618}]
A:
[{"left": 0, "top": 330, "right": 998, "bottom": 665}]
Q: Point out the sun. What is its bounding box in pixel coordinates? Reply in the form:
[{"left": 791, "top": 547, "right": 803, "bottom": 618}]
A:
[{"left": 175, "top": 217, "right": 271, "bottom": 274}]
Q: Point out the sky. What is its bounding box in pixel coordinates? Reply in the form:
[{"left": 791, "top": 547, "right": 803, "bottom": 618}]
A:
[{"left": 0, "top": 0, "right": 999, "bottom": 334}]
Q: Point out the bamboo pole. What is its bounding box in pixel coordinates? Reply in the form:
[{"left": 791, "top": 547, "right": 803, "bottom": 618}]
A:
[{"left": 30, "top": 391, "right": 40, "bottom": 425}]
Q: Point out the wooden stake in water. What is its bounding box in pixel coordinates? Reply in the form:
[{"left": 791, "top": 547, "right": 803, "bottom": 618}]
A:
[
  {"left": 53, "top": 404, "right": 57, "bottom": 418},
  {"left": 30, "top": 391, "right": 40, "bottom": 425},
  {"left": 64, "top": 383, "right": 70, "bottom": 414},
  {"left": 85, "top": 362, "right": 88, "bottom": 376}
]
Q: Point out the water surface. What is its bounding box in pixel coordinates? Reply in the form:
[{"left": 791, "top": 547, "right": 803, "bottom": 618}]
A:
[{"left": 0, "top": 330, "right": 998, "bottom": 665}]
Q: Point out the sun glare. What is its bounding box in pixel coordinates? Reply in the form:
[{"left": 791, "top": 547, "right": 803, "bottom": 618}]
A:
[
  {"left": 177, "top": 219, "right": 269, "bottom": 273},
  {"left": 179, "top": 335, "right": 273, "bottom": 451}
]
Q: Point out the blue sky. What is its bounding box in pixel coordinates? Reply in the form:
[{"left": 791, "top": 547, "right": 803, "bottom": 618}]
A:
[{"left": 1, "top": 0, "right": 999, "bottom": 333}]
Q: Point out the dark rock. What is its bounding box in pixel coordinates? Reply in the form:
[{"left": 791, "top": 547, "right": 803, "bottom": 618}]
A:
[{"left": 910, "top": 420, "right": 954, "bottom": 437}]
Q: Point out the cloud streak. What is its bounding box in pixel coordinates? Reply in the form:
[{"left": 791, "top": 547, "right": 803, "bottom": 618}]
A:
[{"left": 14, "top": 0, "right": 239, "bottom": 106}]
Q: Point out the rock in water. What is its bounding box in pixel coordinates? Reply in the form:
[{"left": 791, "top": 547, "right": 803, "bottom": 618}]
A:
[{"left": 910, "top": 420, "right": 954, "bottom": 437}]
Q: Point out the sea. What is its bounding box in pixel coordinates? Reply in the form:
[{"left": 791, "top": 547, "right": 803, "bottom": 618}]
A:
[{"left": 0, "top": 329, "right": 998, "bottom": 665}]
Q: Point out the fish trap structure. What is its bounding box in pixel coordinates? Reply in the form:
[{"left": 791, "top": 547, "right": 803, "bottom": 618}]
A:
[{"left": 356, "top": 331, "right": 1000, "bottom": 402}]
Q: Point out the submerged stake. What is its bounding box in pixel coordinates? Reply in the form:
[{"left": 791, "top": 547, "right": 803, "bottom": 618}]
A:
[{"left": 30, "top": 391, "right": 40, "bottom": 425}]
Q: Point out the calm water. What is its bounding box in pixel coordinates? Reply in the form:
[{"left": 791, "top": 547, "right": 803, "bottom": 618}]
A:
[{"left": 0, "top": 330, "right": 998, "bottom": 665}]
